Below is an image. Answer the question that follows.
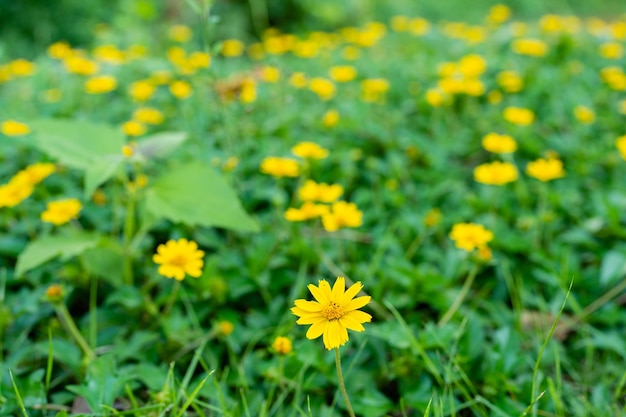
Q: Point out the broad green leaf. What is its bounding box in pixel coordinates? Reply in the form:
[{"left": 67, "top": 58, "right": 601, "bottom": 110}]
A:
[
  {"left": 15, "top": 232, "right": 102, "bottom": 277},
  {"left": 84, "top": 154, "right": 123, "bottom": 198},
  {"left": 80, "top": 238, "right": 124, "bottom": 286},
  {"left": 136, "top": 131, "right": 188, "bottom": 159},
  {"left": 600, "top": 250, "right": 626, "bottom": 286},
  {"left": 30, "top": 119, "right": 124, "bottom": 169},
  {"left": 144, "top": 162, "right": 259, "bottom": 232}
]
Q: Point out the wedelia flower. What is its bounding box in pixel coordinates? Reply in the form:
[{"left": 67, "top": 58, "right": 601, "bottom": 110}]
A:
[
  {"left": 449, "top": 223, "right": 494, "bottom": 252},
  {"left": 526, "top": 158, "right": 565, "bottom": 182},
  {"left": 41, "top": 199, "right": 82, "bottom": 225},
  {"left": 474, "top": 161, "right": 519, "bottom": 185},
  {"left": 153, "top": 238, "right": 205, "bottom": 281}
]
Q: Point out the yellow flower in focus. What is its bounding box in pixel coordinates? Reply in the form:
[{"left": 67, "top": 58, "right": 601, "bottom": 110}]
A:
[
  {"left": 512, "top": 39, "right": 548, "bottom": 57},
  {"left": 329, "top": 66, "right": 357, "bottom": 83},
  {"left": 11, "top": 163, "right": 56, "bottom": 186},
  {"left": 129, "top": 80, "right": 156, "bottom": 102},
  {"left": 289, "top": 72, "right": 308, "bottom": 88},
  {"left": 122, "top": 121, "right": 146, "bottom": 137},
  {"left": 497, "top": 71, "right": 523, "bottom": 93},
  {"left": 261, "top": 66, "right": 281, "bottom": 83},
  {"left": 573, "top": 105, "right": 595, "bottom": 124},
  {"left": 2, "top": 120, "right": 31, "bottom": 136},
  {"left": 599, "top": 42, "right": 623, "bottom": 59},
  {"left": 292, "top": 141, "right": 329, "bottom": 160},
  {"left": 309, "top": 78, "right": 336, "bottom": 101},
  {"left": 64, "top": 56, "right": 99, "bottom": 75},
  {"left": 616, "top": 135, "right": 626, "bottom": 160},
  {"left": 502, "top": 107, "right": 535, "bottom": 126},
  {"left": 298, "top": 180, "right": 343, "bottom": 202},
  {"left": 474, "top": 161, "right": 519, "bottom": 185},
  {"left": 526, "top": 158, "right": 565, "bottom": 182},
  {"left": 153, "top": 238, "right": 205, "bottom": 281},
  {"left": 169, "top": 25, "right": 192, "bottom": 43},
  {"left": 0, "top": 182, "right": 33, "bottom": 208},
  {"left": 133, "top": 107, "right": 164, "bottom": 125},
  {"left": 41, "top": 199, "right": 82, "bottom": 225},
  {"left": 482, "top": 133, "right": 517, "bottom": 154},
  {"left": 169, "top": 80, "right": 192, "bottom": 99},
  {"left": 487, "top": 4, "right": 511, "bottom": 25},
  {"left": 84, "top": 75, "right": 117, "bottom": 94},
  {"left": 321, "top": 201, "right": 363, "bottom": 232},
  {"left": 222, "top": 39, "right": 245, "bottom": 57},
  {"left": 449, "top": 223, "right": 494, "bottom": 252},
  {"left": 361, "top": 78, "right": 390, "bottom": 102},
  {"left": 284, "top": 202, "right": 330, "bottom": 221},
  {"left": 322, "top": 109, "right": 339, "bottom": 128},
  {"left": 9, "top": 59, "right": 36, "bottom": 76},
  {"left": 260, "top": 157, "right": 300, "bottom": 178},
  {"left": 291, "top": 276, "right": 371, "bottom": 350},
  {"left": 272, "top": 336, "right": 292, "bottom": 355}
]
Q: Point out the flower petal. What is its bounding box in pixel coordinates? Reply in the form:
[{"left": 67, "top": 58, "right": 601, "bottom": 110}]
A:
[
  {"left": 306, "top": 320, "right": 327, "bottom": 340},
  {"left": 294, "top": 299, "right": 323, "bottom": 312},
  {"left": 331, "top": 277, "right": 345, "bottom": 301},
  {"left": 340, "top": 314, "right": 366, "bottom": 332},
  {"left": 296, "top": 314, "right": 326, "bottom": 325},
  {"left": 308, "top": 280, "right": 331, "bottom": 304},
  {"left": 343, "top": 309, "right": 372, "bottom": 324},
  {"left": 344, "top": 295, "right": 371, "bottom": 311},
  {"left": 340, "top": 281, "right": 364, "bottom": 305}
]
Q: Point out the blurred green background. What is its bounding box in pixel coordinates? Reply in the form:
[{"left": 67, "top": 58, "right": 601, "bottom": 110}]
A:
[{"left": 1, "top": 0, "right": 624, "bottom": 58}]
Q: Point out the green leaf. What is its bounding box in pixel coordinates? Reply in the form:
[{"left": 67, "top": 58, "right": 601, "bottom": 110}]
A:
[
  {"left": 84, "top": 155, "right": 123, "bottom": 198},
  {"left": 600, "top": 250, "right": 626, "bottom": 286},
  {"left": 80, "top": 238, "right": 124, "bottom": 286},
  {"left": 15, "top": 232, "right": 102, "bottom": 277},
  {"left": 136, "top": 131, "right": 188, "bottom": 159},
  {"left": 144, "top": 162, "right": 259, "bottom": 232}
]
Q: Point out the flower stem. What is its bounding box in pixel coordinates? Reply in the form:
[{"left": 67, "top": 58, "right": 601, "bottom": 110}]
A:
[
  {"left": 123, "top": 188, "right": 136, "bottom": 286},
  {"left": 54, "top": 303, "right": 96, "bottom": 361},
  {"left": 335, "top": 348, "right": 356, "bottom": 417},
  {"left": 438, "top": 264, "right": 478, "bottom": 326}
]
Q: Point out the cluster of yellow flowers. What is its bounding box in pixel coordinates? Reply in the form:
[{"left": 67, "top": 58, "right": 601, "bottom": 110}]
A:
[
  {"left": 449, "top": 223, "right": 494, "bottom": 261},
  {"left": 0, "top": 162, "right": 55, "bottom": 208},
  {"left": 427, "top": 54, "right": 488, "bottom": 106}
]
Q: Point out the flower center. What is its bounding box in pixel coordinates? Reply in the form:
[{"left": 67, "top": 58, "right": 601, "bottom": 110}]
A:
[
  {"left": 169, "top": 254, "right": 188, "bottom": 268},
  {"left": 322, "top": 301, "right": 344, "bottom": 320}
]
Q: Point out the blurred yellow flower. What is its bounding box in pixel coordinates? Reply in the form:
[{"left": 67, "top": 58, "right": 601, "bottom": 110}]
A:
[
  {"left": 188, "top": 51, "right": 211, "bottom": 69},
  {"left": 616, "top": 135, "right": 626, "bottom": 160},
  {"left": 482, "top": 133, "right": 517, "bottom": 154},
  {"left": 169, "top": 80, "right": 192, "bottom": 99},
  {"left": 248, "top": 42, "right": 265, "bottom": 60},
  {"left": 9, "top": 59, "right": 36, "bottom": 76},
  {"left": 1, "top": 120, "right": 31, "bottom": 136},
  {"left": 64, "top": 56, "right": 99, "bottom": 75},
  {"left": 526, "top": 158, "right": 565, "bottom": 182},
  {"left": 292, "top": 141, "right": 329, "bottom": 160},
  {"left": 497, "top": 71, "right": 523, "bottom": 93},
  {"left": 477, "top": 245, "right": 493, "bottom": 261},
  {"left": 599, "top": 42, "right": 623, "bottom": 59},
  {"left": 474, "top": 161, "right": 519, "bottom": 185},
  {"left": 284, "top": 202, "right": 330, "bottom": 221},
  {"left": 574, "top": 105, "right": 595, "bottom": 124},
  {"left": 449, "top": 223, "right": 493, "bottom": 252},
  {"left": 41, "top": 199, "right": 82, "bottom": 225},
  {"left": 222, "top": 39, "right": 245, "bottom": 57},
  {"left": 322, "top": 109, "right": 340, "bottom": 128},
  {"left": 309, "top": 78, "right": 336, "bottom": 100},
  {"left": 321, "top": 201, "right": 363, "bottom": 232},
  {"left": 291, "top": 276, "right": 371, "bottom": 350},
  {"left": 329, "top": 65, "right": 357, "bottom": 83},
  {"left": 133, "top": 107, "right": 164, "bottom": 125},
  {"left": 169, "top": 25, "right": 192, "bottom": 43},
  {"left": 11, "top": 163, "right": 56, "bottom": 186},
  {"left": 272, "top": 336, "right": 292, "bottom": 355},
  {"left": 409, "top": 18, "right": 430, "bottom": 36},
  {"left": 122, "top": 121, "right": 146, "bottom": 136},
  {"left": 502, "top": 107, "right": 535, "bottom": 126},
  {"left": 217, "top": 320, "right": 234, "bottom": 336},
  {"left": 240, "top": 79, "right": 257, "bottom": 103},
  {"left": 153, "top": 238, "right": 204, "bottom": 281},
  {"left": 342, "top": 46, "right": 361, "bottom": 60},
  {"left": 260, "top": 157, "right": 300, "bottom": 178},
  {"left": 512, "top": 39, "right": 548, "bottom": 57},
  {"left": 122, "top": 144, "right": 135, "bottom": 157},
  {"left": 129, "top": 80, "right": 156, "bottom": 102},
  {"left": 458, "top": 54, "right": 487, "bottom": 78},
  {"left": 0, "top": 182, "right": 33, "bottom": 208},
  {"left": 93, "top": 44, "right": 125, "bottom": 64},
  {"left": 84, "top": 75, "right": 117, "bottom": 94},
  {"left": 45, "top": 284, "right": 65, "bottom": 303},
  {"left": 298, "top": 180, "right": 343, "bottom": 202},
  {"left": 261, "top": 66, "right": 281, "bottom": 83},
  {"left": 222, "top": 156, "right": 239, "bottom": 172},
  {"left": 361, "top": 78, "right": 390, "bottom": 102},
  {"left": 391, "top": 15, "right": 409, "bottom": 32},
  {"left": 289, "top": 72, "right": 308, "bottom": 88},
  {"left": 425, "top": 89, "right": 448, "bottom": 107},
  {"left": 487, "top": 90, "right": 503, "bottom": 104},
  {"left": 48, "top": 41, "right": 72, "bottom": 59},
  {"left": 487, "top": 4, "right": 511, "bottom": 24},
  {"left": 424, "top": 208, "right": 442, "bottom": 227}
]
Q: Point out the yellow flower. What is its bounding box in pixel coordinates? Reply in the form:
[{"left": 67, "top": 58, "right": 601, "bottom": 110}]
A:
[
  {"left": 11, "top": 163, "right": 56, "bottom": 186},
  {"left": 9, "top": 59, "right": 36, "bottom": 76},
  {"left": 93, "top": 44, "right": 125, "bottom": 64},
  {"left": 272, "top": 336, "right": 292, "bottom": 355},
  {"left": 188, "top": 51, "right": 211, "bottom": 69},
  {"left": 169, "top": 80, "right": 192, "bottom": 99},
  {"left": 298, "top": 180, "right": 343, "bottom": 202},
  {"left": 291, "top": 276, "right": 371, "bottom": 350},
  {"left": 449, "top": 223, "right": 494, "bottom": 252},
  {"left": 526, "top": 158, "right": 565, "bottom": 182},
  {"left": 391, "top": 15, "right": 410, "bottom": 32},
  {"left": 321, "top": 201, "right": 363, "bottom": 232},
  {"left": 458, "top": 54, "right": 487, "bottom": 78},
  {"left": 292, "top": 142, "right": 329, "bottom": 160},
  {"left": 409, "top": 18, "right": 430, "bottom": 36},
  {"left": 240, "top": 79, "right": 257, "bottom": 103},
  {"left": 222, "top": 156, "right": 239, "bottom": 172},
  {"left": 487, "top": 4, "right": 511, "bottom": 25},
  {"left": 309, "top": 78, "right": 336, "bottom": 101},
  {"left": 129, "top": 80, "right": 156, "bottom": 102},
  {"left": 342, "top": 46, "right": 361, "bottom": 60},
  {"left": 217, "top": 320, "right": 234, "bottom": 336},
  {"left": 45, "top": 284, "right": 65, "bottom": 303},
  {"left": 153, "top": 238, "right": 205, "bottom": 281},
  {"left": 222, "top": 39, "right": 245, "bottom": 57},
  {"left": 133, "top": 107, "right": 164, "bottom": 125},
  {"left": 573, "top": 105, "right": 595, "bottom": 124},
  {"left": 599, "top": 42, "right": 623, "bottom": 60},
  {"left": 482, "top": 133, "right": 517, "bottom": 154},
  {"left": 616, "top": 135, "right": 626, "bottom": 160},
  {"left": 122, "top": 121, "right": 146, "bottom": 137},
  {"left": 84, "top": 75, "right": 117, "bottom": 94},
  {"left": 64, "top": 56, "right": 99, "bottom": 75},
  {"left": 497, "top": 71, "right": 523, "bottom": 93},
  {"left": 169, "top": 25, "right": 192, "bottom": 43},
  {"left": 284, "top": 202, "right": 330, "bottom": 221},
  {"left": 329, "top": 66, "right": 357, "bottom": 83},
  {"left": 0, "top": 182, "right": 33, "bottom": 208},
  {"left": 322, "top": 110, "right": 339, "bottom": 128},
  {"left": 425, "top": 88, "right": 448, "bottom": 107},
  {"left": 502, "top": 107, "right": 535, "bottom": 126},
  {"left": 477, "top": 245, "right": 493, "bottom": 262},
  {"left": 2, "top": 120, "right": 31, "bottom": 136},
  {"left": 487, "top": 90, "right": 503, "bottom": 104},
  {"left": 41, "top": 199, "right": 82, "bottom": 225},
  {"left": 474, "top": 161, "right": 519, "bottom": 185},
  {"left": 512, "top": 39, "right": 548, "bottom": 57},
  {"left": 289, "top": 72, "right": 308, "bottom": 88},
  {"left": 260, "top": 157, "right": 300, "bottom": 178},
  {"left": 48, "top": 41, "right": 72, "bottom": 59},
  {"left": 122, "top": 144, "right": 135, "bottom": 157},
  {"left": 361, "top": 78, "right": 390, "bottom": 103},
  {"left": 424, "top": 208, "right": 442, "bottom": 227},
  {"left": 261, "top": 66, "right": 281, "bottom": 83}
]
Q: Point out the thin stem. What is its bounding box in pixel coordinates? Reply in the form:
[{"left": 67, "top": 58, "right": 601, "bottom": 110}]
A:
[
  {"left": 123, "top": 189, "right": 136, "bottom": 286},
  {"left": 438, "top": 264, "right": 478, "bottom": 326},
  {"left": 162, "top": 280, "right": 181, "bottom": 317},
  {"left": 54, "top": 303, "right": 95, "bottom": 361},
  {"left": 89, "top": 275, "right": 97, "bottom": 350},
  {"left": 335, "top": 348, "right": 356, "bottom": 417}
]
